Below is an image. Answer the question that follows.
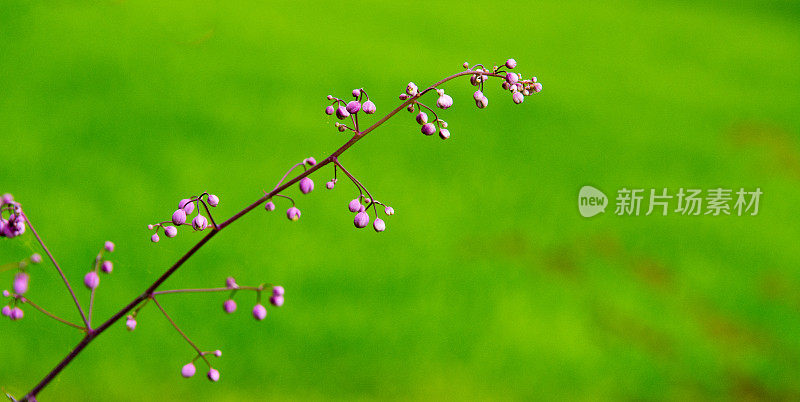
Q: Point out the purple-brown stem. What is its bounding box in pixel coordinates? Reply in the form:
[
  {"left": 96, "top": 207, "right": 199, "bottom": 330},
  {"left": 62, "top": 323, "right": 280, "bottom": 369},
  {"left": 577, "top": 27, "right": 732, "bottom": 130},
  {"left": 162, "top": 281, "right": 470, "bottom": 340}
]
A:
[{"left": 20, "top": 69, "right": 504, "bottom": 401}]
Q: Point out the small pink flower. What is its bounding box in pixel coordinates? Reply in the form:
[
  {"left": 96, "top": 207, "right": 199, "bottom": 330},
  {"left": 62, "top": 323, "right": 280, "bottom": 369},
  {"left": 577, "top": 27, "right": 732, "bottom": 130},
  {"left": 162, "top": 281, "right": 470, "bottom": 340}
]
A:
[
  {"left": 252, "top": 304, "right": 267, "bottom": 321},
  {"left": 84, "top": 271, "right": 100, "bottom": 289},
  {"left": 182, "top": 363, "right": 196, "bottom": 378}
]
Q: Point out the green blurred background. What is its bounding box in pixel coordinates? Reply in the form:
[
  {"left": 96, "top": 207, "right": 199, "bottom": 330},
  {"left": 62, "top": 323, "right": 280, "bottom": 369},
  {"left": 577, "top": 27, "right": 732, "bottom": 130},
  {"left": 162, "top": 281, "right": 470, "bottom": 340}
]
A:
[{"left": 2, "top": 0, "right": 799, "bottom": 400}]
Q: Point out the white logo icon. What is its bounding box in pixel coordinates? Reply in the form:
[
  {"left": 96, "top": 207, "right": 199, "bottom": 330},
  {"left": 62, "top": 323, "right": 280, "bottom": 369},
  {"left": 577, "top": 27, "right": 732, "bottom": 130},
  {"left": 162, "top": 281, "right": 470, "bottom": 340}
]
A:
[{"left": 578, "top": 186, "right": 607, "bottom": 217}]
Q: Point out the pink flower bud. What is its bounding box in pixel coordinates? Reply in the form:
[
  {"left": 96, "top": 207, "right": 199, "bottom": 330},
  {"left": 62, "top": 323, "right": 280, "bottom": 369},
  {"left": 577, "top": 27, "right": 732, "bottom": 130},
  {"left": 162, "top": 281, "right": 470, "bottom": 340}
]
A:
[
  {"left": 506, "top": 72, "right": 519, "bottom": 84},
  {"left": 151, "top": 233, "right": 160, "bottom": 243},
  {"left": 335, "top": 106, "right": 350, "bottom": 120},
  {"left": 373, "top": 218, "right": 386, "bottom": 232},
  {"left": 362, "top": 100, "right": 376, "bottom": 114},
  {"left": 225, "top": 277, "right": 237, "bottom": 289},
  {"left": 265, "top": 201, "right": 276, "bottom": 211},
  {"left": 270, "top": 295, "right": 284, "bottom": 307},
  {"left": 126, "top": 316, "right": 137, "bottom": 331},
  {"left": 473, "top": 90, "right": 484, "bottom": 101},
  {"left": 476, "top": 96, "right": 489, "bottom": 109},
  {"left": 299, "top": 177, "right": 314, "bottom": 194},
  {"left": 164, "top": 226, "right": 178, "bottom": 238},
  {"left": 104, "top": 241, "right": 115, "bottom": 252},
  {"left": 101, "top": 261, "right": 113, "bottom": 273},
  {"left": 252, "top": 304, "right": 267, "bottom": 321},
  {"left": 512, "top": 92, "right": 524, "bottom": 104},
  {"left": 436, "top": 94, "right": 453, "bottom": 109},
  {"left": 179, "top": 199, "right": 195, "bottom": 214},
  {"left": 348, "top": 199, "right": 361, "bottom": 213},
  {"left": 1, "top": 306, "right": 11, "bottom": 317},
  {"left": 505, "top": 58, "right": 517, "bottom": 69},
  {"left": 207, "top": 194, "right": 219, "bottom": 207},
  {"left": 286, "top": 207, "right": 301, "bottom": 221},
  {"left": 304, "top": 157, "right": 317, "bottom": 166},
  {"left": 182, "top": 363, "right": 196, "bottom": 378},
  {"left": 31, "top": 253, "right": 42, "bottom": 264},
  {"left": 223, "top": 299, "right": 237, "bottom": 313},
  {"left": 207, "top": 368, "right": 220, "bottom": 382},
  {"left": 325, "top": 105, "right": 335, "bottom": 115},
  {"left": 533, "top": 82, "right": 542, "bottom": 93},
  {"left": 13, "top": 272, "right": 29, "bottom": 295},
  {"left": 272, "top": 286, "right": 284, "bottom": 296},
  {"left": 439, "top": 128, "right": 450, "bottom": 140},
  {"left": 384, "top": 206, "right": 395, "bottom": 215},
  {"left": 214, "top": 350, "right": 222, "bottom": 357},
  {"left": 354, "top": 211, "right": 370, "bottom": 228},
  {"left": 415, "top": 112, "right": 428, "bottom": 125},
  {"left": 421, "top": 123, "right": 436, "bottom": 136},
  {"left": 10, "top": 307, "right": 23, "bottom": 321},
  {"left": 192, "top": 215, "right": 208, "bottom": 231},
  {"left": 84, "top": 271, "right": 100, "bottom": 289},
  {"left": 326, "top": 181, "right": 335, "bottom": 190},
  {"left": 172, "top": 209, "right": 187, "bottom": 225},
  {"left": 406, "top": 82, "right": 418, "bottom": 96},
  {"left": 346, "top": 101, "right": 361, "bottom": 114}
]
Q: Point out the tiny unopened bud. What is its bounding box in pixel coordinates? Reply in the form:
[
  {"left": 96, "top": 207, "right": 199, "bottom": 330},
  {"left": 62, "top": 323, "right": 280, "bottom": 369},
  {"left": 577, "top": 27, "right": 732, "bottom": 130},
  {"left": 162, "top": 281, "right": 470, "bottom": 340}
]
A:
[
  {"left": 463, "top": 61, "right": 469, "bottom": 69},
  {"left": 473, "top": 90, "right": 484, "bottom": 101},
  {"left": 172, "top": 209, "right": 187, "bottom": 225},
  {"left": 416, "top": 112, "right": 428, "bottom": 125},
  {"left": 504, "top": 58, "right": 517, "bottom": 69},
  {"left": 354, "top": 211, "right": 370, "bottom": 228},
  {"left": 207, "top": 194, "right": 220, "bottom": 207},
  {"left": 126, "top": 315, "right": 137, "bottom": 331},
  {"left": 470, "top": 75, "right": 479, "bottom": 86},
  {"left": 225, "top": 277, "right": 237, "bottom": 289},
  {"left": 512, "top": 92, "right": 524, "bottom": 104},
  {"left": 272, "top": 286, "right": 285, "bottom": 296},
  {"left": 207, "top": 368, "right": 220, "bottom": 382},
  {"left": 151, "top": 233, "right": 160, "bottom": 243},
  {"left": 476, "top": 96, "right": 489, "bottom": 109},
  {"left": 384, "top": 206, "right": 395, "bottom": 215},
  {"left": 436, "top": 94, "right": 453, "bottom": 109},
  {"left": 164, "top": 225, "right": 178, "bottom": 238},
  {"left": 436, "top": 88, "right": 445, "bottom": 96},
  {"left": 182, "top": 363, "right": 196, "bottom": 378},
  {"left": 304, "top": 157, "right": 317, "bottom": 166},
  {"left": 148, "top": 224, "right": 154, "bottom": 230},
  {"left": 373, "top": 218, "right": 386, "bottom": 232},
  {"left": 270, "top": 295, "right": 284, "bottom": 307},
  {"left": 84, "top": 271, "right": 100, "bottom": 289},
  {"left": 3, "top": 290, "right": 9, "bottom": 297},
  {"left": 265, "top": 201, "right": 276, "bottom": 211},
  {"left": 336, "top": 106, "right": 350, "bottom": 120},
  {"left": 326, "top": 95, "right": 333, "bottom": 100},
  {"left": 348, "top": 199, "right": 361, "bottom": 213},
  {"left": 439, "top": 128, "right": 451, "bottom": 140},
  {"left": 104, "top": 241, "right": 115, "bottom": 252},
  {"left": 179, "top": 199, "right": 195, "bottom": 214},
  {"left": 325, "top": 105, "right": 335, "bottom": 115},
  {"left": 223, "top": 299, "right": 237, "bottom": 314},
  {"left": 506, "top": 72, "right": 519, "bottom": 84},
  {"left": 352, "top": 88, "right": 361, "bottom": 97},
  {"left": 406, "top": 104, "right": 415, "bottom": 112},
  {"left": 502, "top": 82, "right": 511, "bottom": 90},
  {"left": 13, "top": 272, "right": 29, "bottom": 295},
  {"left": 362, "top": 100, "right": 376, "bottom": 114},
  {"left": 326, "top": 181, "right": 335, "bottom": 190},
  {"left": 30, "top": 253, "right": 42, "bottom": 264},
  {"left": 101, "top": 260, "right": 113, "bottom": 273},
  {"left": 1, "top": 306, "right": 11, "bottom": 317},
  {"left": 10, "top": 307, "right": 23, "bottom": 321},
  {"left": 346, "top": 101, "right": 361, "bottom": 114},
  {"left": 421, "top": 123, "right": 436, "bottom": 136},
  {"left": 286, "top": 207, "right": 301, "bottom": 221},
  {"left": 299, "top": 177, "right": 314, "bottom": 194},
  {"left": 399, "top": 94, "right": 409, "bottom": 100},
  {"left": 252, "top": 304, "right": 267, "bottom": 321},
  {"left": 192, "top": 215, "right": 208, "bottom": 231},
  {"left": 533, "top": 82, "right": 543, "bottom": 93},
  {"left": 214, "top": 350, "right": 222, "bottom": 357}
]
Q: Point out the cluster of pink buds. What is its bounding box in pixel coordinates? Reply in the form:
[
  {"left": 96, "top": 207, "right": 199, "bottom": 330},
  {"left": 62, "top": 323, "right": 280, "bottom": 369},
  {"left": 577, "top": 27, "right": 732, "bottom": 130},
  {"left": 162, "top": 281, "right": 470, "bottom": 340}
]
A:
[
  {"left": 263, "top": 157, "right": 318, "bottom": 221},
  {"left": 2, "top": 253, "right": 42, "bottom": 322},
  {"left": 324, "top": 88, "right": 377, "bottom": 133},
  {"left": 148, "top": 193, "right": 220, "bottom": 242},
  {"left": 221, "top": 277, "right": 284, "bottom": 320},
  {"left": 181, "top": 349, "right": 223, "bottom": 382},
  {"left": 0, "top": 193, "right": 26, "bottom": 238},
  {"left": 83, "top": 241, "right": 116, "bottom": 290},
  {"left": 399, "top": 85, "right": 453, "bottom": 140},
  {"left": 467, "top": 59, "right": 542, "bottom": 107}
]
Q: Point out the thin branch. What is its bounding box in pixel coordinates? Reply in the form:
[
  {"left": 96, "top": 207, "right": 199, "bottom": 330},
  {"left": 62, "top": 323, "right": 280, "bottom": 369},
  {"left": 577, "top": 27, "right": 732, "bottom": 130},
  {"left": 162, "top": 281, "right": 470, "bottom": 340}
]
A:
[
  {"left": 151, "top": 296, "right": 209, "bottom": 365},
  {"left": 19, "top": 297, "right": 86, "bottom": 331},
  {"left": 20, "top": 213, "right": 90, "bottom": 328}
]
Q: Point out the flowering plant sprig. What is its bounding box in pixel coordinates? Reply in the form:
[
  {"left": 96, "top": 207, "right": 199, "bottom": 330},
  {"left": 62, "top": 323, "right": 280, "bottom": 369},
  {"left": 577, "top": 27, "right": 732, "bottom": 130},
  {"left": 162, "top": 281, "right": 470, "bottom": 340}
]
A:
[{"left": 1, "top": 59, "right": 542, "bottom": 401}]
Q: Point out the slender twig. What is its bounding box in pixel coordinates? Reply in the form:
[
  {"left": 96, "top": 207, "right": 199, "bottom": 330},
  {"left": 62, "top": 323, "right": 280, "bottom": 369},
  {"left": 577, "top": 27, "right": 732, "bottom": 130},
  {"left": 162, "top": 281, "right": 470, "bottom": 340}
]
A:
[
  {"left": 333, "top": 158, "right": 377, "bottom": 214},
  {"left": 151, "top": 296, "right": 209, "bottom": 365},
  {"left": 21, "top": 69, "right": 504, "bottom": 401},
  {"left": 19, "top": 213, "right": 90, "bottom": 328},
  {"left": 19, "top": 296, "right": 86, "bottom": 331},
  {"left": 88, "top": 254, "right": 101, "bottom": 328}
]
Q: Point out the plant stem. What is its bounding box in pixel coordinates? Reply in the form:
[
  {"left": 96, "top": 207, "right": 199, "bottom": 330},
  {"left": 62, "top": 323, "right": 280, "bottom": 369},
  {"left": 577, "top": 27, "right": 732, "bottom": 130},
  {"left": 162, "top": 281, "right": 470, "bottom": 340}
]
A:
[
  {"left": 20, "top": 213, "right": 90, "bottom": 329},
  {"left": 19, "top": 296, "right": 86, "bottom": 331},
  {"left": 20, "top": 69, "right": 500, "bottom": 401}
]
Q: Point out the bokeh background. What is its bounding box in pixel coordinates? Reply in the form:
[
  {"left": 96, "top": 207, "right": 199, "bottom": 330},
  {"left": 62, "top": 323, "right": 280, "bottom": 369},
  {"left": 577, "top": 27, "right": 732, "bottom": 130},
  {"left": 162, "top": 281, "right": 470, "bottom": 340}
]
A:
[{"left": 2, "top": 1, "right": 799, "bottom": 400}]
